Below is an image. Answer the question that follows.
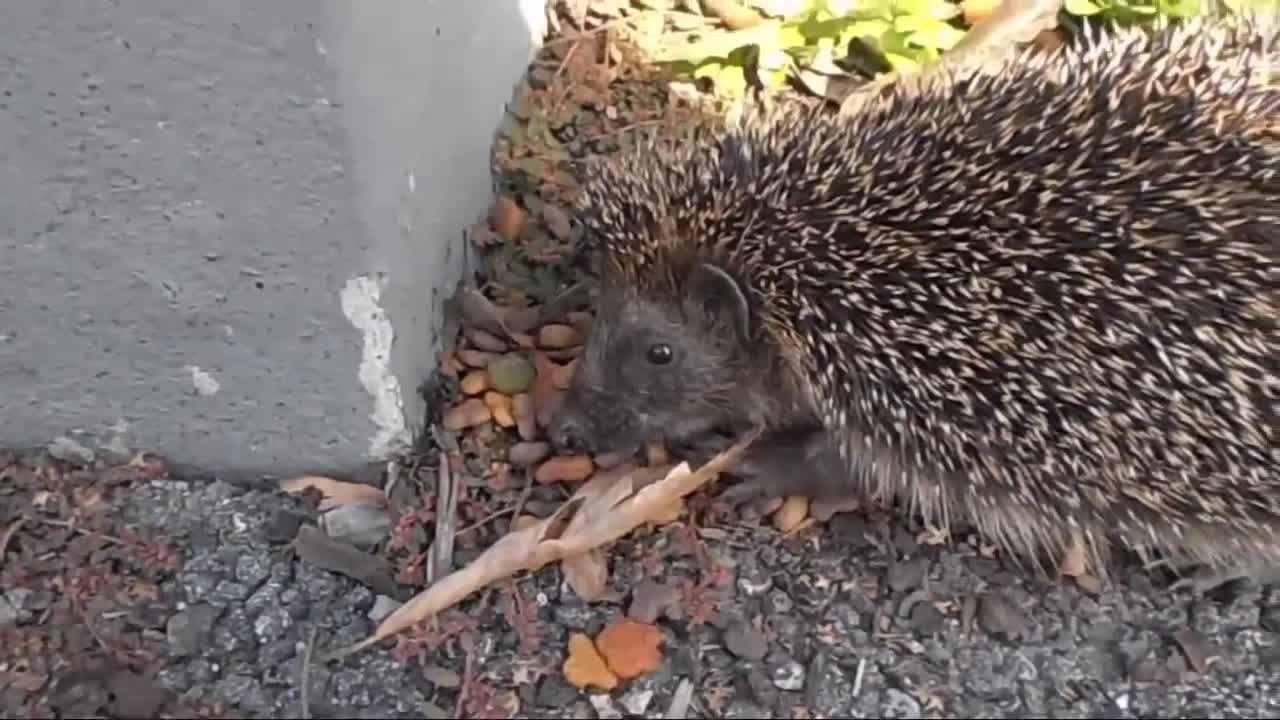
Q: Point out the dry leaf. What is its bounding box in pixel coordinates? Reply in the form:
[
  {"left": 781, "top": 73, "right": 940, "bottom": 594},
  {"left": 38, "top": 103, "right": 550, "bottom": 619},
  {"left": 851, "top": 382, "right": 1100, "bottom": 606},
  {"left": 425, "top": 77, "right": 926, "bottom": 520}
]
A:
[
  {"left": 530, "top": 352, "right": 563, "bottom": 427},
  {"left": 596, "top": 618, "right": 662, "bottom": 680},
  {"left": 458, "top": 349, "right": 499, "bottom": 368},
  {"left": 647, "top": 497, "right": 685, "bottom": 526},
  {"left": 484, "top": 392, "right": 517, "bottom": 428},
  {"left": 536, "top": 455, "right": 595, "bottom": 484},
  {"left": 512, "top": 393, "right": 538, "bottom": 441},
  {"left": 563, "top": 632, "right": 618, "bottom": 691},
  {"left": 0, "top": 517, "right": 26, "bottom": 566},
  {"left": 773, "top": 496, "right": 809, "bottom": 533},
  {"left": 1058, "top": 529, "right": 1088, "bottom": 577},
  {"left": 962, "top": 0, "right": 1001, "bottom": 25},
  {"left": 644, "top": 443, "right": 670, "bottom": 466},
  {"left": 465, "top": 327, "right": 510, "bottom": 352},
  {"left": 491, "top": 195, "right": 527, "bottom": 243},
  {"left": 512, "top": 514, "right": 541, "bottom": 532},
  {"left": 279, "top": 476, "right": 387, "bottom": 511},
  {"left": 323, "top": 434, "right": 756, "bottom": 662},
  {"left": 459, "top": 369, "right": 490, "bottom": 396},
  {"left": 444, "top": 398, "right": 492, "bottom": 431},
  {"left": 538, "top": 323, "right": 580, "bottom": 349},
  {"left": 456, "top": 286, "right": 515, "bottom": 339},
  {"left": 562, "top": 547, "right": 609, "bottom": 601}
]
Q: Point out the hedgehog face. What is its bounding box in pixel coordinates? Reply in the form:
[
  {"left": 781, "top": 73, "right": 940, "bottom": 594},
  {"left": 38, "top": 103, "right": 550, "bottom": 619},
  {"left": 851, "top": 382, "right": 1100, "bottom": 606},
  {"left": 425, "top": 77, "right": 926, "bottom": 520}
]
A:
[{"left": 547, "top": 262, "right": 757, "bottom": 456}]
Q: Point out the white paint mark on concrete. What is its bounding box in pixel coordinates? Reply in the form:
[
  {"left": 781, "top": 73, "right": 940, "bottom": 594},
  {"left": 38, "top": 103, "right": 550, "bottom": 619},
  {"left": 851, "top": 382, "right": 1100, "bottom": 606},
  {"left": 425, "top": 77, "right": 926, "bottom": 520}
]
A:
[
  {"left": 340, "top": 274, "right": 411, "bottom": 458},
  {"left": 186, "top": 365, "right": 221, "bottom": 396},
  {"left": 407, "top": 171, "right": 415, "bottom": 193},
  {"left": 102, "top": 419, "right": 132, "bottom": 457},
  {"left": 48, "top": 436, "right": 95, "bottom": 464}
]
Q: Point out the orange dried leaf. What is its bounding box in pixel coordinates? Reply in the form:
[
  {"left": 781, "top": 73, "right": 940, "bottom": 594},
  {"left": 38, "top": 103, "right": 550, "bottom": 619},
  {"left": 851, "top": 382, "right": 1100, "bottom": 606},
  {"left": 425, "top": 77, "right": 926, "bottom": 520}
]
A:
[
  {"left": 595, "top": 618, "right": 663, "bottom": 680},
  {"left": 484, "top": 391, "right": 516, "bottom": 428},
  {"left": 563, "top": 632, "right": 618, "bottom": 691},
  {"left": 491, "top": 195, "right": 527, "bottom": 243},
  {"left": 279, "top": 475, "right": 387, "bottom": 511},
  {"left": 535, "top": 455, "right": 595, "bottom": 484},
  {"left": 537, "top": 323, "right": 580, "bottom": 349},
  {"left": 459, "top": 369, "right": 490, "bottom": 396},
  {"left": 444, "top": 398, "right": 492, "bottom": 431}
]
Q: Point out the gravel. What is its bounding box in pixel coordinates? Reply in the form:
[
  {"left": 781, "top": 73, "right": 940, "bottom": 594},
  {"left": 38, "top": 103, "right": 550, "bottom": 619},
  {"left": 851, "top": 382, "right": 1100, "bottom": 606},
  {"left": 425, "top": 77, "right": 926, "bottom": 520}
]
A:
[{"left": 33, "top": 472, "right": 1274, "bottom": 718}]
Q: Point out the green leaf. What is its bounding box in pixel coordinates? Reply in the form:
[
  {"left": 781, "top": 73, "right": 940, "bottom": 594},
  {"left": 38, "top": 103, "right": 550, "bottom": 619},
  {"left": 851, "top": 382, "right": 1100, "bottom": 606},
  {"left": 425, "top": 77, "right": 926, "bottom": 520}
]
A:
[
  {"left": 651, "top": 21, "right": 787, "bottom": 64},
  {"left": 1064, "top": 0, "right": 1103, "bottom": 14}
]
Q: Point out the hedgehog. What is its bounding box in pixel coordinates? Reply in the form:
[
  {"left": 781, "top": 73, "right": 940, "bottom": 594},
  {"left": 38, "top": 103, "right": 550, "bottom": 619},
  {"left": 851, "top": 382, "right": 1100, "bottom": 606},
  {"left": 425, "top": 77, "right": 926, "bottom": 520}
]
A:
[{"left": 544, "top": 13, "right": 1280, "bottom": 590}]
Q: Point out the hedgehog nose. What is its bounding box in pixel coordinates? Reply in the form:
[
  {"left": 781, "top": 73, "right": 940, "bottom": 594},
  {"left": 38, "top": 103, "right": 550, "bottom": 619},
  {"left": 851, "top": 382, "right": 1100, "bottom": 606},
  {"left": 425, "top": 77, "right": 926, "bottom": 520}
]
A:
[{"left": 548, "top": 413, "right": 593, "bottom": 455}]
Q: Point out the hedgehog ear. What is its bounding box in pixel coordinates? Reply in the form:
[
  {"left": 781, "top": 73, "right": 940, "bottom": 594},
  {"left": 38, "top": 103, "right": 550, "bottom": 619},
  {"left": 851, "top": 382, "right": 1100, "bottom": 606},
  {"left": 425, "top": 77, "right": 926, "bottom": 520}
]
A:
[{"left": 686, "top": 261, "right": 751, "bottom": 341}]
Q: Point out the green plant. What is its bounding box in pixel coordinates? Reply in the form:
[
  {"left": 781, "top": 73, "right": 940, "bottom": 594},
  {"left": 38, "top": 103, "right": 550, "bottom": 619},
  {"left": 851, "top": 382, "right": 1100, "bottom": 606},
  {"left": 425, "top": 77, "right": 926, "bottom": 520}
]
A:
[{"left": 649, "top": 0, "right": 1277, "bottom": 97}]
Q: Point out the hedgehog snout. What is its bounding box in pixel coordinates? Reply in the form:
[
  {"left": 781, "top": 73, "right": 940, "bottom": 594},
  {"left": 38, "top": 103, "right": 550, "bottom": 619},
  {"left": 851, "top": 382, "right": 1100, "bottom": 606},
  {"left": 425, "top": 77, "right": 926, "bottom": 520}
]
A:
[{"left": 546, "top": 405, "right": 597, "bottom": 455}]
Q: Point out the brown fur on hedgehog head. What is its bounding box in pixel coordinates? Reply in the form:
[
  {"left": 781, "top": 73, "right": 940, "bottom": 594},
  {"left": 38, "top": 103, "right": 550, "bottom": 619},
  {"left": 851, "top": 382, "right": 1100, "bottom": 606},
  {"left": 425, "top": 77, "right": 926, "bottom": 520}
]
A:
[{"left": 545, "top": 224, "right": 808, "bottom": 456}]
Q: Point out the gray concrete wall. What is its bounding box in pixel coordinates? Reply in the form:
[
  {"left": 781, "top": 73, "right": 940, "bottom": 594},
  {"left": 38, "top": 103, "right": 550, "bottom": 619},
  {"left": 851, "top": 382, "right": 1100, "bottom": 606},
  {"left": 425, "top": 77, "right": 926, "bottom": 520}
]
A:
[{"left": 0, "top": 0, "right": 546, "bottom": 475}]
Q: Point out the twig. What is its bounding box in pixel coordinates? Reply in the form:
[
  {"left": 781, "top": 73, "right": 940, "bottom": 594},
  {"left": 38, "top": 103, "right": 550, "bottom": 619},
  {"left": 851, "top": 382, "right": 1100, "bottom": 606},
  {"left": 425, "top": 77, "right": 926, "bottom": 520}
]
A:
[
  {"left": 0, "top": 517, "right": 26, "bottom": 564},
  {"left": 27, "top": 515, "right": 127, "bottom": 545},
  {"left": 300, "top": 626, "right": 318, "bottom": 719},
  {"left": 581, "top": 118, "right": 664, "bottom": 142},
  {"left": 542, "top": 16, "right": 635, "bottom": 48},
  {"left": 429, "top": 451, "right": 459, "bottom": 584}
]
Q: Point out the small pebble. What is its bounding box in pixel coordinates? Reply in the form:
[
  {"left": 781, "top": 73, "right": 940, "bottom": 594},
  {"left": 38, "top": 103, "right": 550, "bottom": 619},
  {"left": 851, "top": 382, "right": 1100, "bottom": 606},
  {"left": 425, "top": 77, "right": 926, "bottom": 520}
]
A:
[
  {"left": 978, "top": 591, "right": 1029, "bottom": 641},
  {"left": 723, "top": 621, "right": 769, "bottom": 661},
  {"left": 423, "top": 665, "right": 462, "bottom": 689}
]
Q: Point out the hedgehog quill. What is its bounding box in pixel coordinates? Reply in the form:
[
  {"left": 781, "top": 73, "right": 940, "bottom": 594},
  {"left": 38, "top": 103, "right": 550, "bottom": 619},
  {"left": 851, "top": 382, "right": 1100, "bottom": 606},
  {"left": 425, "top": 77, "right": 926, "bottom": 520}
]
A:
[{"left": 547, "top": 16, "right": 1280, "bottom": 590}]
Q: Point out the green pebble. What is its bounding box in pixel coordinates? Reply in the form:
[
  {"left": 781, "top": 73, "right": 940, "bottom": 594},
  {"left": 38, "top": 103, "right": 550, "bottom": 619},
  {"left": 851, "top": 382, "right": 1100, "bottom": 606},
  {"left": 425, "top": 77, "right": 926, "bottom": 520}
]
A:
[{"left": 488, "top": 353, "right": 536, "bottom": 395}]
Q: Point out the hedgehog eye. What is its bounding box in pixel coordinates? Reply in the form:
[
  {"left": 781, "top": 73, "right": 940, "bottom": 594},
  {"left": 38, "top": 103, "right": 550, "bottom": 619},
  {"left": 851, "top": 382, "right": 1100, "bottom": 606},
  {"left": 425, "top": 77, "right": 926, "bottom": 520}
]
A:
[{"left": 646, "top": 343, "right": 674, "bottom": 365}]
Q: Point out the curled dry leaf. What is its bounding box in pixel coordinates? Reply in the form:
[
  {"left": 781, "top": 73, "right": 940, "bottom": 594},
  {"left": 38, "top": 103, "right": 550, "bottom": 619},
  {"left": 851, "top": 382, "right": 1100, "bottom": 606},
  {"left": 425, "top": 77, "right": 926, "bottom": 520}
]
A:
[
  {"left": 323, "top": 434, "right": 756, "bottom": 662},
  {"left": 562, "top": 547, "right": 609, "bottom": 601},
  {"left": 490, "top": 195, "right": 527, "bottom": 243},
  {"left": 538, "top": 323, "right": 580, "bottom": 350},
  {"left": 563, "top": 633, "right": 618, "bottom": 691},
  {"left": 647, "top": 497, "right": 685, "bottom": 527},
  {"left": 458, "top": 349, "right": 499, "bottom": 368},
  {"left": 1058, "top": 528, "right": 1102, "bottom": 593},
  {"left": 504, "top": 305, "right": 542, "bottom": 335},
  {"left": 596, "top": 618, "right": 663, "bottom": 680},
  {"left": 279, "top": 476, "right": 387, "bottom": 511},
  {"left": 459, "top": 369, "right": 490, "bottom": 396},
  {"left": 484, "top": 392, "right": 516, "bottom": 428},
  {"left": 961, "top": 0, "right": 1000, "bottom": 25},
  {"left": 457, "top": 286, "right": 515, "bottom": 339},
  {"left": 536, "top": 455, "right": 595, "bottom": 484},
  {"left": 512, "top": 514, "right": 541, "bottom": 532},
  {"left": 512, "top": 393, "right": 538, "bottom": 441},
  {"left": 444, "top": 398, "right": 492, "bottom": 431},
  {"left": 644, "top": 442, "right": 670, "bottom": 466},
  {"left": 773, "top": 496, "right": 810, "bottom": 533},
  {"left": 529, "top": 352, "right": 562, "bottom": 426},
  {"left": 466, "top": 327, "right": 510, "bottom": 352}
]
